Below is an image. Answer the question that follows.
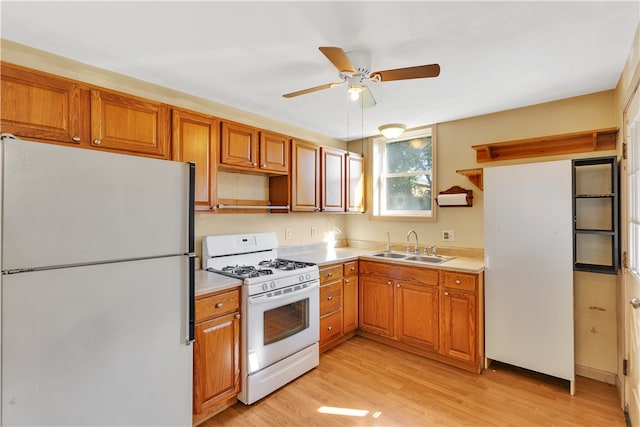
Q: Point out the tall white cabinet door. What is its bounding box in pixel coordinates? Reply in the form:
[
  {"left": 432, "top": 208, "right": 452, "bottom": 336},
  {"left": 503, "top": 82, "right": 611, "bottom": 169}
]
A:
[{"left": 484, "top": 160, "right": 574, "bottom": 383}]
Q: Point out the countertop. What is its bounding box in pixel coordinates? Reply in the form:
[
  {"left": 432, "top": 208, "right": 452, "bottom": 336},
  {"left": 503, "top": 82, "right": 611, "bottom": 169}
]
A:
[{"left": 195, "top": 245, "right": 485, "bottom": 297}]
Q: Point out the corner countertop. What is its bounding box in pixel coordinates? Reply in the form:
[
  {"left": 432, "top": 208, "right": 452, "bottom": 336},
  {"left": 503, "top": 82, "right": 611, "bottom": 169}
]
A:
[{"left": 195, "top": 244, "right": 485, "bottom": 298}]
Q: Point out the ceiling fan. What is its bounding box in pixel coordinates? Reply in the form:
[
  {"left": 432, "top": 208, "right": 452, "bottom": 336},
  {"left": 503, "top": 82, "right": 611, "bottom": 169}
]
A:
[{"left": 283, "top": 46, "right": 440, "bottom": 108}]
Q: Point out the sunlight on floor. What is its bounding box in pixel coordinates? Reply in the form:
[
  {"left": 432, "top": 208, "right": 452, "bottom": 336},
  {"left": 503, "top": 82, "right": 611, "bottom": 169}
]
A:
[{"left": 317, "top": 406, "right": 370, "bottom": 417}]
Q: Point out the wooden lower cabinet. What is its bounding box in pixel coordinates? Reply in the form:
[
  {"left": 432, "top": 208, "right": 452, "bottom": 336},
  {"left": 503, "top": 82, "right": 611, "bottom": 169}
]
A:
[
  {"left": 319, "top": 260, "right": 359, "bottom": 351},
  {"left": 193, "top": 288, "right": 240, "bottom": 425},
  {"left": 358, "top": 260, "right": 483, "bottom": 373}
]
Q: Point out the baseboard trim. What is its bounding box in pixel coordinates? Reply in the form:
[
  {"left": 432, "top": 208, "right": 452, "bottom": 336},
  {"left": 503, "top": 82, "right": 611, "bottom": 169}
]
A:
[{"left": 575, "top": 364, "right": 617, "bottom": 385}]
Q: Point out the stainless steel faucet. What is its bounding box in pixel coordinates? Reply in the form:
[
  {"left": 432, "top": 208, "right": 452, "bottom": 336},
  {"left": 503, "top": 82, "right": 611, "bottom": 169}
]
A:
[
  {"left": 406, "top": 230, "right": 419, "bottom": 254},
  {"left": 386, "top": 231, "right": 393, "bottom": 252}
]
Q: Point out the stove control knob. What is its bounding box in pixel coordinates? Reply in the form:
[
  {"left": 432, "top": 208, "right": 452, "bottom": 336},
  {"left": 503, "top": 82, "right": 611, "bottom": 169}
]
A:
[
  {"left": 305, "top": 273, "right": 311, "bottom": 280},
  {"left": 269, "top": 281, "right": 276, "bottom": 289},
  {"left": 299, "top": 275, "right": 304, "bottom": 282},
  {"left": 262, "top": 283, "right": 269, "bottom": 291}
]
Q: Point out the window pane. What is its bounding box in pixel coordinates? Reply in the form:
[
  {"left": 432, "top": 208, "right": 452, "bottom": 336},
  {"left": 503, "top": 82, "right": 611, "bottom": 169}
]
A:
[
  {"left": 385, "top": 137, "right": 432, "bottom": 173},
  {"left": 384, "top": 175, "right": 432, "bottom": 210}
]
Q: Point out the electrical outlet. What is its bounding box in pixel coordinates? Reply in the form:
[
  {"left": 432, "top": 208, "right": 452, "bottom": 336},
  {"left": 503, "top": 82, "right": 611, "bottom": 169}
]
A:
[
  {"left": 442, "top": 230, "right": 455, "bottom": 241},
  {"left": 311, "top": 227, "right": 317, "bottom": 237},
  {"left": 285, "top": 227, "right": 292, "bottom": 240}
]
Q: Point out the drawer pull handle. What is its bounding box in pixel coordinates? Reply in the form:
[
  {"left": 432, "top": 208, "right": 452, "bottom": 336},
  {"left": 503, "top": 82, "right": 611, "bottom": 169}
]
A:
[
  {"left": 215, "top": 303, "right": 223, "bottom": 308},
  {"left": 350, "top": 267, "right": 355, "bottom": 271},
  {"left": 327, "top": 326, "right": 333, "bottom": 331},
  {"left": 327, "top": 296, "right": 333, "bottom": 301},
  {"left": 327, "top": 272, "right": 333, "bottom": 277},
  {"left": 455, "top": 279, "right": 461, "bottom": 284},
  {"left": 444, "top": 291, "right": 449, "bottom": 296}
]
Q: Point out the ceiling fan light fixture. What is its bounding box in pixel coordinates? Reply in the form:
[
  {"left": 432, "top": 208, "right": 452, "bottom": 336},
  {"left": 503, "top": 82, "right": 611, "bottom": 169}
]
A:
[
  {"left": 347, "top": 84, "right": 364, "bottom": 100},
  {"left": 379, "top": 123, "right": 407, "bottom": 139}
]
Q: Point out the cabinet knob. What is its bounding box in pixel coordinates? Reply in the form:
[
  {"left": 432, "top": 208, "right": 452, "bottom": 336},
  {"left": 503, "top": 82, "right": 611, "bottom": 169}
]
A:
[
  {"left": 444, "top": 291, "right": 449, "bottom": 296},
  {"left": 344, "top": 278, "right": 349, "bottom": 283},
  {"left": 455, "top": 279, "right": 461, "bottom": 284},
  {"left": 327, "top": 325, "right": 333, "bottom": 331},
  {"left": 396, "top": 283, "right": 400, "bottom": 288},
  {"left": 350, "top": 267, "right": 355, "bottom": 271},
  {"left": 387, "top": 281, "right": 392, "bottom": 285},
  {"left": 251, "top": 162, "right": 257, "bottom": 167},
  {"left": 71, "top": 136, "right": 81, "bottom": 142},
  {"left": 215, "top": 302, "right": 223, "bottom": 308},
  {"left": 93, "top": 139, "right": 101, "bottom": 145},
  {"left": 327, "top": 295, "right": 333, "bottom": 301},
  {"left": 327, "top": 272, "right": 333, "bottom": 277},
  {"left": 261, "top": 163, "right": 267, "bottom": 168},
  {"left": 235, "top": 313, "right": 241, "bottom": 319},
  {"left": 631, "top": 297, "right": 640, "bottom": 309}
]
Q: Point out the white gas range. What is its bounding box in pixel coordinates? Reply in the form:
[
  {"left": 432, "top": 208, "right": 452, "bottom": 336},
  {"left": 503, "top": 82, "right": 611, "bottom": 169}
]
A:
[{"left": 202, "top": 232, "right": 319, "bottom": 405}]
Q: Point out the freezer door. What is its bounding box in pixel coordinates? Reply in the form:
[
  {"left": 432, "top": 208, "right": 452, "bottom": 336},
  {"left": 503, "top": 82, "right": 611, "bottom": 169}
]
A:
[
  {"left": 1, "top": 256, "right": 192, "bottom": 426},
  {"left": 2, "top": 138, "right": 190, "bottom": 271}
]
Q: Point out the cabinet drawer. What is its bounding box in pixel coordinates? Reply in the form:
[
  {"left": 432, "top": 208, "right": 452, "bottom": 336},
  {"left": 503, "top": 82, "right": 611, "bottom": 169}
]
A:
[
  {"left": 320, "top": 310, "right": 343, "bottom": 344},
  {"left": 320, "top": 281, "right": 342, "bottom": 316},
  {"left": 343, "top": 260, "right": 359, "bottom": 276},
  {"left": 442, "top": 272, "right": 476, "bottom": 293},
  {"left": 195, "top": 289, "right": 240, "bottom": 322},
  {"left": 320, "top": 264, "right": 343, "bottom": 284}
]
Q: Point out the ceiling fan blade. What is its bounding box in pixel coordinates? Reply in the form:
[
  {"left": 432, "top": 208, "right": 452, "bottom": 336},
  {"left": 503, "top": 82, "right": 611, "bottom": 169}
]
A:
[
  {"left": 371, "top": 64, "right": 440, "bottom": 82},
  {"left": 319, "top": 46, "right": 356, "bottom": 74},
  {"left": 282, "top": 81, "right": 343, "bottom": 98},
  {"left": 360, "top": 85, "right": 377, "bottom": 109}
]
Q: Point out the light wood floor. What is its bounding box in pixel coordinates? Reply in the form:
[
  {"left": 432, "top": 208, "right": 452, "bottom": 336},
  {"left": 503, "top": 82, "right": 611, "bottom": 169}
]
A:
[{"left": 203, "top": 336, "right": 625, "bottom": 426}]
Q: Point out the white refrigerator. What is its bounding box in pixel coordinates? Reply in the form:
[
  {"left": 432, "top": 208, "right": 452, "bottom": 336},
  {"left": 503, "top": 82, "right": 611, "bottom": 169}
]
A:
[
  {"left": 0, "top": 134, "right": 195, "bottom": 426},
  {"left": 484, "top": 160, "right": 575, "bottom": 393}
]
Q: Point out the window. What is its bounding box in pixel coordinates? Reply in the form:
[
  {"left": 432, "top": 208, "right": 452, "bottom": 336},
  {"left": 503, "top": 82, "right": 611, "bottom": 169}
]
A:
[{"left": 372, "top": 127, "right": 435, "bottom": 218}]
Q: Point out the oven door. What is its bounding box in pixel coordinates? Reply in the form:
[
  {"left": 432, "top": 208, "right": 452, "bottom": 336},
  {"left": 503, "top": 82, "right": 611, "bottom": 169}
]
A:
[{"left": 244, "top": 281, "right": 319, "bottom": 374}]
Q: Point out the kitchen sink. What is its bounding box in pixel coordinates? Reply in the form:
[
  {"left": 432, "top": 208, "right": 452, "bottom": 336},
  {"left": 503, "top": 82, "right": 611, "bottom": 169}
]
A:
[
  {"left": 371, "top": 252, "right": 408, "bottom": 259},
  {"left": 405, "top": 255, "right": 455, "bottom": 264}
]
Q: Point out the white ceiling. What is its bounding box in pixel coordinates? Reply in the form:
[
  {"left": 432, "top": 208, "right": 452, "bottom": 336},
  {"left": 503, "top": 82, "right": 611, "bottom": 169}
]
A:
[{"left": 1, "top": 1, "right": 638, "bottom": 140}]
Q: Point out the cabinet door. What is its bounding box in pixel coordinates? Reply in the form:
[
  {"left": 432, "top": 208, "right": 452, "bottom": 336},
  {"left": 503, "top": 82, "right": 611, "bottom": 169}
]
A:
[
  {"left": 90, "top": 89, "right": 169, "bottom": 158},
  {"left": 220, "top": 121, "right": 257, "bottom": 169},
  {"left": 441, "top": 289, "right": 476, "bottom": 363},
  {"left": 193, "top": 312, "right": 240, "bottom": 415},
  {"left": 346, "top": 152, "right": 365, "bottom": 213},
  {"left": 259, "top": 131, "right": 289, "bottom": 173},
  {"left": 321, "top": 146, "right": 346, "bottom": 212},
  {"left": 172, "top": 109, "right": 218, "bottom": 211},
  {"left": 291, "top": 139, "right": 320, "bottom": 212},
  {"left": 1, "top": 63, "right": 86, "bottom": 145},
  {"left": 342, "top": 275, "right": 358, "bottom": 333},
  {"left": 359, "top": 275, "right": 394, "bottom": 337},
  {"left": 396, "top": 281, "right": 439, "bottom": 351}
]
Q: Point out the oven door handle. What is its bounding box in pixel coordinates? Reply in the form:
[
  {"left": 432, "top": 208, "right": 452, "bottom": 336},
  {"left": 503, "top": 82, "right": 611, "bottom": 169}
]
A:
[{"left": 248, "top": 281, "right": 319, "bottom": 306}]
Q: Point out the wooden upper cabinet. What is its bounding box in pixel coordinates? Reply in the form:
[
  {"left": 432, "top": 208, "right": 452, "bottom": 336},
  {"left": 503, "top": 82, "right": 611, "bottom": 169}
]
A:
[
  {"left": 291, "top": 138, "right": 320, "bottom": 212},
  {"left": 220, "top": 121, "right": 289, "bottom": 175},
  {"left": 220, "top": 120, "right": 257, "bottom": 169},
  {"left": 346, "top": 152, "right": 365, "bottom": 213},
  {"left": 320, "top": 146, "right": 346, "bottom": 212},
  {"left": 90, "top": 89, "right": 170, "bottom": 159},
  {"left": 0, "top": 62, "right": 87, "bottom": 146},
  {"left": 259, "top": 130, "right": 289, "bottom": 173},
  {"left": 172, "top": 108, "right": 218, "bottom": 211}
]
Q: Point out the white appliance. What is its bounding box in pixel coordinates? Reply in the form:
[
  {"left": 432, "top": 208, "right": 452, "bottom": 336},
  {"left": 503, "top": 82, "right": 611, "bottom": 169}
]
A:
[
  {"left": 202, "top": 232, "right": 319, "bottom": 404},
  {"left": 0, "top": 134, "right": 195, "bottom": 426},
  {"left": 484, "top": 160, "right": 575, "bottom": 393}
]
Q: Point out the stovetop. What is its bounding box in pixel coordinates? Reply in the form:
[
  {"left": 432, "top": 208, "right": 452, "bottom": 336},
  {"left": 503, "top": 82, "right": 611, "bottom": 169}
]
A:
[{"left": 208, "top": 258, "right": 316, "bottom": 280}]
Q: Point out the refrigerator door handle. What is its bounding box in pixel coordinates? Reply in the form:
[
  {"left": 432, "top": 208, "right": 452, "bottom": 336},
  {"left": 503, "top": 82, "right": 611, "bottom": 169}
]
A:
[{"left": 187, "top": 162, "right": 196, "bottom": 345}]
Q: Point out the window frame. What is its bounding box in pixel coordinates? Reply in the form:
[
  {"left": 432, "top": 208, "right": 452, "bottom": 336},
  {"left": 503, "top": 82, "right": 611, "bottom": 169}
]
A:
[{"left": 371, "top": 126, "right": 436, "bottom": 220}]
